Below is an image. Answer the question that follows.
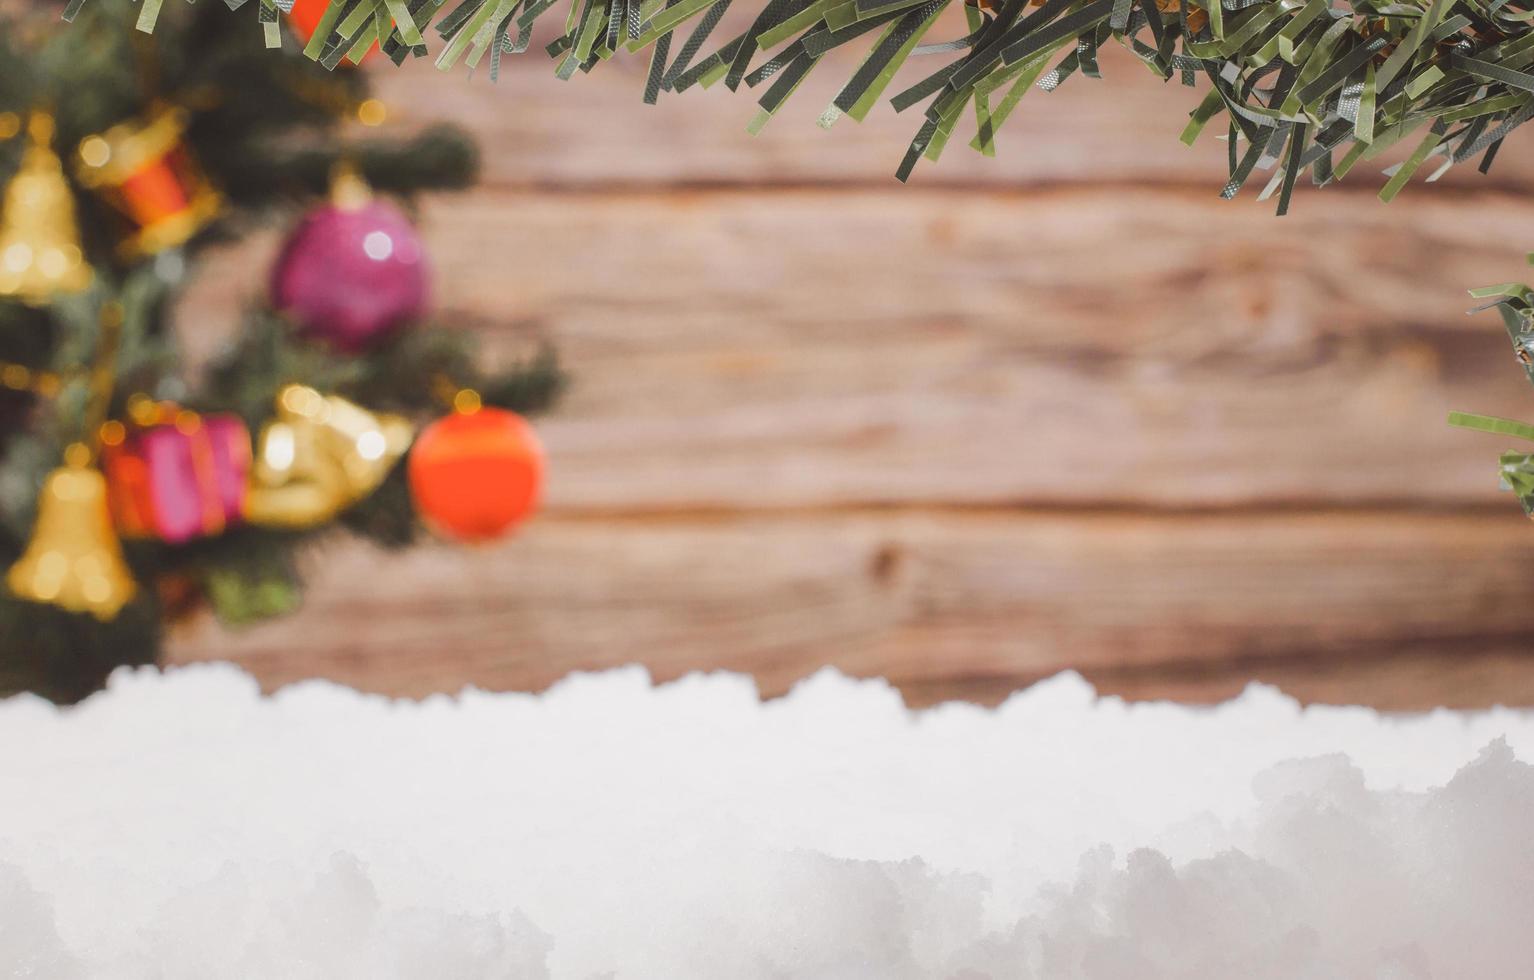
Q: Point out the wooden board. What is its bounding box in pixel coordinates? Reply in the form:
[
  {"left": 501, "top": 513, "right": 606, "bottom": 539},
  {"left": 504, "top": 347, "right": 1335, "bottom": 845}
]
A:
[
  {"left": 162, "top": 59, "right": 1534, "bottom": 709},
  {"left": 178, "top": 186, "right": 1534, "bottom": 509},
  {"left": 166, "top": 511, "right": 1534, "bottom": 708}
]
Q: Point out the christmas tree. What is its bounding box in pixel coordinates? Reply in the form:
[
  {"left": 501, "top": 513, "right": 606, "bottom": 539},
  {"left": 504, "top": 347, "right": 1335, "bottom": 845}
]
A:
[{"left": 0, "top": 0, "right": 564, "bottom": 703}]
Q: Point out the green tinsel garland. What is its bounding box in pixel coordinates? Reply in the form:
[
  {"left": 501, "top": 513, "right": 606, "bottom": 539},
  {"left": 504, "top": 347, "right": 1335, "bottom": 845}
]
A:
[{"left": 66, "top": 0, "right": 1534, "bottom": 206}]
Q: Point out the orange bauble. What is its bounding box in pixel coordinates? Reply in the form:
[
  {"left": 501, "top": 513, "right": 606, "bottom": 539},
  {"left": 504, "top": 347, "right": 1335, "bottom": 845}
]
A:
[{"left": 408, "top": 407, "right": 545, "bottom": 542}]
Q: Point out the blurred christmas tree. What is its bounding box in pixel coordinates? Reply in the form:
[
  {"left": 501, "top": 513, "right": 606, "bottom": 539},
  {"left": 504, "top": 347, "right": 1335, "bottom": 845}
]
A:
[{"left": 0, "top": 0, "right": 563, "bottom": 703}]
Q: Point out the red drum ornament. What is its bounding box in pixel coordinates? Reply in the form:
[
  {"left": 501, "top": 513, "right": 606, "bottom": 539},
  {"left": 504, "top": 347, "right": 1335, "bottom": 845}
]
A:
[
  {"left": 407, "top": 401, "right": 544, "bottom": 542},
  {"left": 74, "top": 107, "right": 221, "bottom": 258}
]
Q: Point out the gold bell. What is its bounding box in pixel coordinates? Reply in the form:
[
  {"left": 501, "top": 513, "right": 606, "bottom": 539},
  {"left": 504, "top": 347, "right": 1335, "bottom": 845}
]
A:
[
  {"left": 0, "top": 113, "right": 92, "bottom": 305},
  {"left": 245, "top": 385, "right": 413, "bottom": 529},
  {"left": 7, "top": 445, "right": 137, "bottom": 621}
]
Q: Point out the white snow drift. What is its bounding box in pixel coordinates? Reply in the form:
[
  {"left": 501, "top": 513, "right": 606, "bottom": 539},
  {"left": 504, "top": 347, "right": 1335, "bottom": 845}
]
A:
[{"left": 1, "top": 664, "right": 1532, "bottom": 978}]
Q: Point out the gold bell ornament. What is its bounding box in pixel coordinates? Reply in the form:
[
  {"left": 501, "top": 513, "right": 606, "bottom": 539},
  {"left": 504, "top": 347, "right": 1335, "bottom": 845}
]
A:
[
  {"left": 245, "top": 384, "right": 414, "bottom": 529},
  {"left": 0, "top": 113, "right": 92, "bottom": 305},
  {"left": 7, "top": 443, "right": 137, "bottom": 621}
]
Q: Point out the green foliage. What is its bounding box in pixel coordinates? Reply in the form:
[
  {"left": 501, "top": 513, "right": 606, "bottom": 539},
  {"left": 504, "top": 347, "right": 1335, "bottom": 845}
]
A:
[
  {"left": 1449, "top": 267, "right": 1534, "bottom": 516},
  {"left": 0, "top": 592, "right": 161, "bottom": 703},
  {"left": 201, "top": 310, "right": 565, "bottom": 423},
  {"left": 0, "top": 1, "right": 564, "bottom": 701},
  {"left": 70, "top": 0, "right": 1534, "bottom": 206}
]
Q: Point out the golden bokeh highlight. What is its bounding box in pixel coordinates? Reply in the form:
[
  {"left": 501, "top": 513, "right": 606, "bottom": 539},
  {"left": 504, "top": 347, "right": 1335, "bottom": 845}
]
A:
[
  {"left": 452, "top": 388, "right": 483, "bottom": 415},
  {"left": 98, "top": 420, "right": 127, "bottom": 447},
  {"left": 357, "top": 99, "right": 388, "bottom": 127}
]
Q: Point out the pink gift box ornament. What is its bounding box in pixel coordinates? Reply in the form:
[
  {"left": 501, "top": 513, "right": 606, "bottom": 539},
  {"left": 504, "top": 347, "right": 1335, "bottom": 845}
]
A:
[{"left": 101, "top": 411, "right": 251, "bottom": 544}]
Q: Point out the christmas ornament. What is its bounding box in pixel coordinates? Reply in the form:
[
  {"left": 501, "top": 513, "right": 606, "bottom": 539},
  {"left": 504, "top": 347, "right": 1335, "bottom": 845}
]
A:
[
  {"left": 7, "top": 445, "right": 137, "bottom": 621},
  {"left": 0, "top": 113, "right": 91, "bottom": 305},
  {"left": 246, "top": 384, "right": 413, "bottom": 529},
  {"left": 270, "top": 167, "right": 428, "bottom": 352},
  {"left": 73, "top": 106, "right": 221, "bottom": 258},
  {"left": 408, "top": 395, "right": 544, "bottom": 542},
  {"left": 99, "top": 406, "right": 251, "bottom": 544}
]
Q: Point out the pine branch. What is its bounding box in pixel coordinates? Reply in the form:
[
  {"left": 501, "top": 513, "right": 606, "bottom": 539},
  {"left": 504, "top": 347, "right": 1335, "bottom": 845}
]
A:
[
  {"left": 193, "top": 308, "right": 565, "bottom": 595},
  {"left": 200, "top": 308, "right": 565, "bottom": 422},
  {"left": 0, "top": 591, "right": 161, "bottom": 702},
  {"left": 1451, "top": 262, "right": 1534, "bottom": 517}
]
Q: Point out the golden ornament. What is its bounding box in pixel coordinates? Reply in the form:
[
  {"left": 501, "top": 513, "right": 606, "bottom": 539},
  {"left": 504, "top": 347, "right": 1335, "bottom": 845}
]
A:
[
  {"left": 245, "top": 385, "right": 413, "bottom": 529},
  {"left": 74, "top": 106, "right": 221, "bottom": 258},
  {"left": 7, "top": 444, "right": 137, "bottom": 621},
  {"left": 0, "top": 113, "right": 92, "bottom": 306}
]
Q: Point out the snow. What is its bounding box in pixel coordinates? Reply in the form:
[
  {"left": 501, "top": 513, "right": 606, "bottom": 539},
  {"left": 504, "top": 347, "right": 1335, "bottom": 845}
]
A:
[{"left": 1, "top": 663, "right": 1532, "bottom": 978}]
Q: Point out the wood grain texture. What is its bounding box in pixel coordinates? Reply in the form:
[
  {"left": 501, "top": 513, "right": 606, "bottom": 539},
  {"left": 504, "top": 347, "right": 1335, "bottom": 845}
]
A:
[
  {"left": 166, "top": 511, "right": 1534, "bottom": 707},
  {"left": 179, "top": 186, "right": 1534, "bottom": 509},
  {"left": 162, "top": 59, "right": 1534, "bottom": 709}
]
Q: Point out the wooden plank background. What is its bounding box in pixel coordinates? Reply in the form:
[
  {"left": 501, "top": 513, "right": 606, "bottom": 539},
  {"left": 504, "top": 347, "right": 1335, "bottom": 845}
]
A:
[{"left": 165, "top": 38, "right": 1534, "bottom": 708}]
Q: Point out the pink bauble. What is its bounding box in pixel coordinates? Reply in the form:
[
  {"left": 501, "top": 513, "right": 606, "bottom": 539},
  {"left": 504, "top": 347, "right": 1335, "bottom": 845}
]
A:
[{"left": 271, "top": 199, "right": 429, "bottom": 351}]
